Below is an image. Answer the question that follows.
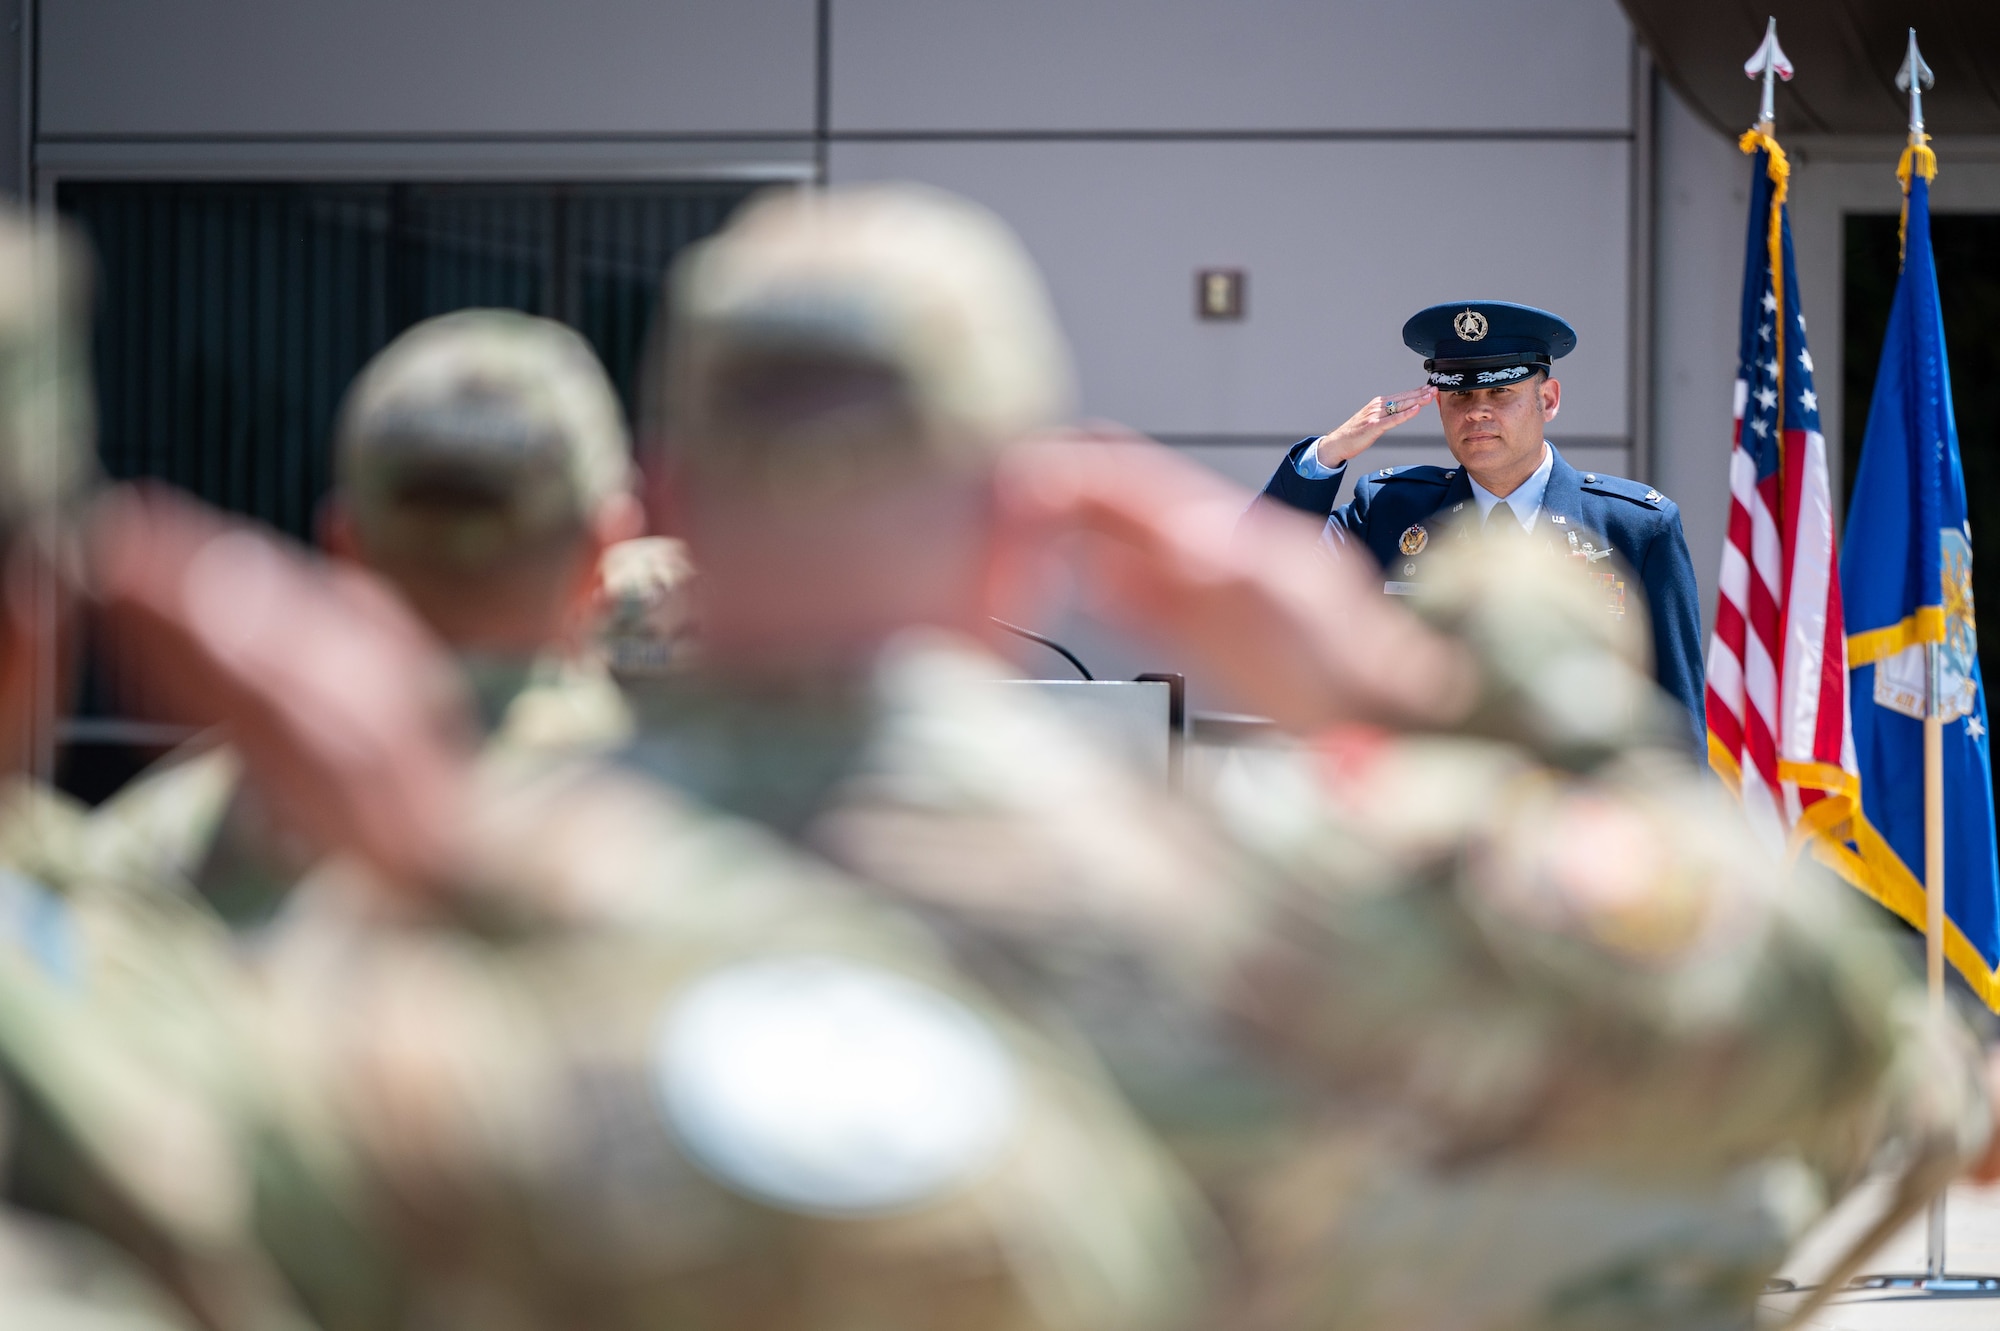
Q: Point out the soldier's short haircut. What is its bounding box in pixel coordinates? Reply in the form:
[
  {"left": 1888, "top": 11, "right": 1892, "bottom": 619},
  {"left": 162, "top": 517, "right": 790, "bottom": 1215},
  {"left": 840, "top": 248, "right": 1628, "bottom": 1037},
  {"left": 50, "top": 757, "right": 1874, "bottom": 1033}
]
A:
[
  {"left": 337, "top": 310, "right": 630, "bottom": 572},
  {"left": 647, "top": 185, "right": 1073, "bottom": 495}
]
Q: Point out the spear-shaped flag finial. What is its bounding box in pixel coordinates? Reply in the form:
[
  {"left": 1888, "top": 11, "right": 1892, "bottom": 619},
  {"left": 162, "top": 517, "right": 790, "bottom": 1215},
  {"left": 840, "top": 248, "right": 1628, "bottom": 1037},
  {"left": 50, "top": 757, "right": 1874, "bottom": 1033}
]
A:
[
  {"left": 1743, "top": 16, "right": 1794, "bottom": 129},
  {"left": 1897, "top": 28, "right": 1935, "bottom": 137}
]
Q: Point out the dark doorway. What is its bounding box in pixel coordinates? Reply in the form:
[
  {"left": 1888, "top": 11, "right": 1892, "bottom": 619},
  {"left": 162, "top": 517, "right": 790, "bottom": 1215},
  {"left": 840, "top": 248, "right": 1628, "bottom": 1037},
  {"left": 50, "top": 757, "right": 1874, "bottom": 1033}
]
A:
[
  {"left": 1844, "top": 211, "right": 2000, "bottom": 844},
  {"left": 53, "top": 179, "right": 759, "bottom": 802}
]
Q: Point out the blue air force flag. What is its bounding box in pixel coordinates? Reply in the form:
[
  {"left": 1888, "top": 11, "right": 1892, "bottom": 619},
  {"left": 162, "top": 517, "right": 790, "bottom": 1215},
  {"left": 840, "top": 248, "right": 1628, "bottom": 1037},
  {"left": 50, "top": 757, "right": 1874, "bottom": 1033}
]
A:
[{"left": 1840, "top": 146, "right": 2000, "bottom": 1010}]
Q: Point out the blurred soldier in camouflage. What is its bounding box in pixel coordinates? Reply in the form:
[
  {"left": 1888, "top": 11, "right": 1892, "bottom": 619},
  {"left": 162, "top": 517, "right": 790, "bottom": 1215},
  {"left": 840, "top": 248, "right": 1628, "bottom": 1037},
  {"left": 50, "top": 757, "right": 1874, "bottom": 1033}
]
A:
[
  {"left": 0, "top": 213, "right": 246, "bottom": 1330},
  {"left": 622, "top": 181, "right": 2000, "bottom": 1330},
  {"left": 99, "top": 309, "right": 640, "bottom": 923},
  {"left": 323, "top": 308, "right": 640, "bottom": 739}
]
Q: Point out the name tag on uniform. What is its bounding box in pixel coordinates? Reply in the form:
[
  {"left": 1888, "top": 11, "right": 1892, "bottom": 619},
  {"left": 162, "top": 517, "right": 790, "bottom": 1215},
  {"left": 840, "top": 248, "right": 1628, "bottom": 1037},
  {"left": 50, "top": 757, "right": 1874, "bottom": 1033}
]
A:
[{"left": 1383, "top": 581, "right": 1419, "bottom": 596}]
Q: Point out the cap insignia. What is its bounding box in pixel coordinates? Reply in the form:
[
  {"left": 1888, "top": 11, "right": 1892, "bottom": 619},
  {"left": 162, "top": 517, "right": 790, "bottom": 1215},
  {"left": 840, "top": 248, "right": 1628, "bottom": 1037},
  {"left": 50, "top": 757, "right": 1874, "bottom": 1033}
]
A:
[
  {"left": 1398, "top": 524, "right": 1429, "bottom": 556},
  {"left": 1453, "top": 308, "right": 1489, "bottom": 341}
]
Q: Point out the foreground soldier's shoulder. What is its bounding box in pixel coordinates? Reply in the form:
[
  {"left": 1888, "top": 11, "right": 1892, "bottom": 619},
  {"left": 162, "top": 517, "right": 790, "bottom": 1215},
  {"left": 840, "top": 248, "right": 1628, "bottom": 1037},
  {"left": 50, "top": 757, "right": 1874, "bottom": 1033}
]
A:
[
  {"left": 303, "top": 851, "right": 1211, "bottom": 1330},
  {"left": 1578, "top": 471, "right": 1675, "bottom": 515}
]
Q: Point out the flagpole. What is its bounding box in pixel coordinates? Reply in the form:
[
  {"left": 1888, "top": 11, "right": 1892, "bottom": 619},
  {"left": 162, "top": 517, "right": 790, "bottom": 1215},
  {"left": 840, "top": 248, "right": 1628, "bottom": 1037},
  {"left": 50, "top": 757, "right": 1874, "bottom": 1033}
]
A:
[
  {"left": 1926, "top": 643, "right": 1947, "bottom": 1279},
  {"left": 1926, "top": 695, "right": 1945, "bottom": 1010},
  {"left": 1897, "top": 21, "right": 1951, "bottom": 1283}
]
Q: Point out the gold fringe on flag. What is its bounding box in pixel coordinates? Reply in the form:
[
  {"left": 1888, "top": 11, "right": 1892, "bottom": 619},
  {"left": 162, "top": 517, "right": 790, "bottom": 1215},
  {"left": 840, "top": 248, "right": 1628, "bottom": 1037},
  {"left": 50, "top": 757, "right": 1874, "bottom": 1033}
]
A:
[
  {"left": 1897, "top": 133, "right": 1937, "bottom": 265},
  {"left": 1738, "top": 126, "right": 1790, "bottom": 488}
]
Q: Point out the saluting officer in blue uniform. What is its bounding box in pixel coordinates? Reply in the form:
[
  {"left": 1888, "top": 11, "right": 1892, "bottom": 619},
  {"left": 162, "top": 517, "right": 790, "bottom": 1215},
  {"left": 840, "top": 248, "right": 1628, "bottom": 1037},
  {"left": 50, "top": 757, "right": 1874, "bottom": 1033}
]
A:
[{"left": 1258, "top": 301, "right": 1705, "bottom": 755}]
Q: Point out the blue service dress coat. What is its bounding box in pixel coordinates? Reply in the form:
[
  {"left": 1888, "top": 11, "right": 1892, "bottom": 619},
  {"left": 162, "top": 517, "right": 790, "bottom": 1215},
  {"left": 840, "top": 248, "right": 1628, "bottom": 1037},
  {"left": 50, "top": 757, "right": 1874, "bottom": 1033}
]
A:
[{"left": 1259, "top": 439, "right": 1706, "bottom": 756}]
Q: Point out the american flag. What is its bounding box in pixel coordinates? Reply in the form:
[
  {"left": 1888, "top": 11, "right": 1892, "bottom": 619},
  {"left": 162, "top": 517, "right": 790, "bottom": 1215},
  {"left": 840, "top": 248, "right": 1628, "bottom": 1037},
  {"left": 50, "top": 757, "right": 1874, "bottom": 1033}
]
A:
[{"left": 1705, "top": 130, "right": 1859, "bottom": 853}]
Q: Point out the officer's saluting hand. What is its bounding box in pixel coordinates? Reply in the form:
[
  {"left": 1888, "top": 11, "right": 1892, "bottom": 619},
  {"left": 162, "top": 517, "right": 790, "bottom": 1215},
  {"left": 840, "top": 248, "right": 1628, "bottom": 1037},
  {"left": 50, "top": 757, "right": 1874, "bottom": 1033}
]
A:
[
  {"left": 1305, "top": 384, "right": 1438, "bottom": 470},
  {"left": 1258, "top": 300, "right": 1706, "bottom": 757}
]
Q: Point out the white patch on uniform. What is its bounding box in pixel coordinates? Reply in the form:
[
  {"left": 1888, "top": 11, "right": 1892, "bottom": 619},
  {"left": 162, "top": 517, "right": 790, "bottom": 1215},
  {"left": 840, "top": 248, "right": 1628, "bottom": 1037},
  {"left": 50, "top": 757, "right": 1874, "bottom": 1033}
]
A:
[{"left": 656, "top": 957, "right": 1019, "bottom": 1216}]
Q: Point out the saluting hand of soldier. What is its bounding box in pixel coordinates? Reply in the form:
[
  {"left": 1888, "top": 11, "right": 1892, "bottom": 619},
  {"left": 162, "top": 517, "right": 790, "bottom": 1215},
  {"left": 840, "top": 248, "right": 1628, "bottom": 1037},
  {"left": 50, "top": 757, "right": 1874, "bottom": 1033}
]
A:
[
  {"left": 88, "top": 484, "right": 476, "bottom": 891},
  {"left": 1312, "top": 385, "right": 1436, "bottom": 467}
]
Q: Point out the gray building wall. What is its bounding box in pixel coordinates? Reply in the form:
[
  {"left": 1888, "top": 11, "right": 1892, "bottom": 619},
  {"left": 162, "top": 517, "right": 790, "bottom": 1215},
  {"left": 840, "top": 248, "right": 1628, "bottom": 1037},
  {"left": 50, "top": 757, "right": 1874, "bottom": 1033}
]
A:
[
  {"left": 34, "top": 0, "right": 1644, "bottom": 495},
  {"left": 1650, "top": 81, "right": 1747, "bottom": 636},
  {"left": 39, "top": 0, "right": 818, "bottom": 135},
  {"left": 828, "top": 0, "right": 1631, "bottom": 133}
]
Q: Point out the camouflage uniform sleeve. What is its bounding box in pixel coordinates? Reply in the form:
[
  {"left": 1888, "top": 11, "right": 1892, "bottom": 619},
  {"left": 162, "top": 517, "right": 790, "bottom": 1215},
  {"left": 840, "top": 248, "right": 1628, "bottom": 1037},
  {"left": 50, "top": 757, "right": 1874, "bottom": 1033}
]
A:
[{"left": 0, "top": 780, "right": 350, "bottom": 1331}]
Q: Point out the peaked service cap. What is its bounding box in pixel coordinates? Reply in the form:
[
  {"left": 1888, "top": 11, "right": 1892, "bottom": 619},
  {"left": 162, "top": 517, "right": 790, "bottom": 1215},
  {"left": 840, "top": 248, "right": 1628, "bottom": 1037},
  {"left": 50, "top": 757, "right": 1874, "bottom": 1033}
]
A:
[{"left": 1403, "top": 301, "right": 1575, "bottom": 392}]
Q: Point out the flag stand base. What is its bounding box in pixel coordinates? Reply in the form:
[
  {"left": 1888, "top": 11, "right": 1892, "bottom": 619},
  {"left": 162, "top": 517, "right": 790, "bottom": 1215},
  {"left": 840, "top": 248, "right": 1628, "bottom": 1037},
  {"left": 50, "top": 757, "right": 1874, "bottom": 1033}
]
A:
[
  {"left": 1848, "top": 1274, "right": 2000, "bottom": 1293},
  {"left": 1842, "top": 1198, "right": 2000, "bottom": 1295}
]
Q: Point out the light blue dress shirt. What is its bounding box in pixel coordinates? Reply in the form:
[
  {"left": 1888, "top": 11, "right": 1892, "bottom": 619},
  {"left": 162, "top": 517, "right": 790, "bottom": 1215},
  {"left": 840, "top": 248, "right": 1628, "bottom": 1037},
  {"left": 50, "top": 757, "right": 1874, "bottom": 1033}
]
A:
[{"left": 1293, "top": 438, "right": 1555, "bottom": 526}]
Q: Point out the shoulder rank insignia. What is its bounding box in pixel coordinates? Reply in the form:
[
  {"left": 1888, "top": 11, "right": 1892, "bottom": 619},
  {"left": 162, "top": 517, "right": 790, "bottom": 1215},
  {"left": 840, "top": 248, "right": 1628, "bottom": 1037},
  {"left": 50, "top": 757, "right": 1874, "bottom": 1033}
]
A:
[
  {"left": 1644, "top": 489, "right": 1663, "bottom": 503},
  {"left": 1398, "top": 524, "right": 1429, "bottom": 556},
  {"left": 1377, "top": 467, "right": 1394, "bottom": 477}
]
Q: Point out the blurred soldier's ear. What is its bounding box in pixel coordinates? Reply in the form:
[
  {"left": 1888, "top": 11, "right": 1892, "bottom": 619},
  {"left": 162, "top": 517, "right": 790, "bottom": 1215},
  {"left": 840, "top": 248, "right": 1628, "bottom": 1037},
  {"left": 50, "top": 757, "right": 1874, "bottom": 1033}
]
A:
[
  {"left": 557, "top": 490, "right": 645, "bottom": 649},
  {"left": 1539, "top": 374, "right": 1562, "bottom": 423},
  {"left": 318, "top": 493, "right": 362, "bottom": 563}
]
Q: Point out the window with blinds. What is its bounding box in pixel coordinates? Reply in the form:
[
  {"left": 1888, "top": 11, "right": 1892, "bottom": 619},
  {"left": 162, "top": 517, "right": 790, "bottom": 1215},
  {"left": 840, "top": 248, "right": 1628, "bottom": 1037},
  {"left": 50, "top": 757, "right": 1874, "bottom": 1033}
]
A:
[{"left": 54, "top": 179, "right": 760, "bottom": 799}]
